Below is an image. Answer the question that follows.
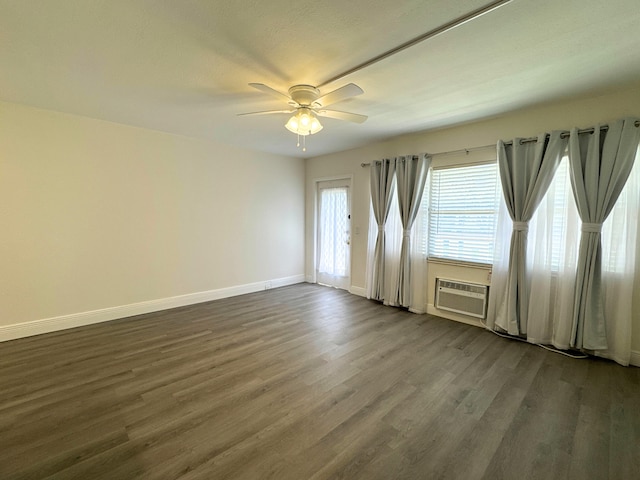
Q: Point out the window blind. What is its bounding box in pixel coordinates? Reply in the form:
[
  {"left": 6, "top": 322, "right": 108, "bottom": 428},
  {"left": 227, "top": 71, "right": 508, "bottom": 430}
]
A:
[{"left": 427, "top": 162, "right": 499, "bottom": 264}]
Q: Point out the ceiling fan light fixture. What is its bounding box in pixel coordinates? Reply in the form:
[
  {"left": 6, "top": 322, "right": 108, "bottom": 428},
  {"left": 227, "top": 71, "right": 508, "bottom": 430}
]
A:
[
  {"left": 285, "top": 108, "right": 323, "bottom": 136},
  {"left": 244, "top": 82, "right": 364, "bottom": 152}
]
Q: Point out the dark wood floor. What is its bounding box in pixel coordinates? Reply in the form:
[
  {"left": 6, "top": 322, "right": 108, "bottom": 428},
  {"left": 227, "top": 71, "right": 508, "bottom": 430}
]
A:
[{"left": 1, "top": 284, "right": 639, "bottom": 479}]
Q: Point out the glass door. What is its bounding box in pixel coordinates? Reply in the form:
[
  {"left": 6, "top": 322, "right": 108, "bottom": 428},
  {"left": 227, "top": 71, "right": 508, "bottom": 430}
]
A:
[{"left": 316, "top": 180, "right": 351, "bottom": 290}]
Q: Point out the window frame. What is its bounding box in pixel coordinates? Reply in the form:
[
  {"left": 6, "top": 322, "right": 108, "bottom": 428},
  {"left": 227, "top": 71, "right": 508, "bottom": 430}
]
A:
[{"left": 422, "top": 160, "right": 500, "bottom": 265}]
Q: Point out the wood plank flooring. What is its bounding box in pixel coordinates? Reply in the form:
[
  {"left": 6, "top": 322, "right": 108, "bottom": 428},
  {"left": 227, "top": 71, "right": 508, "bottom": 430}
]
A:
[{"left": 1, "top": 283, "right": 639, "bottom": 479}]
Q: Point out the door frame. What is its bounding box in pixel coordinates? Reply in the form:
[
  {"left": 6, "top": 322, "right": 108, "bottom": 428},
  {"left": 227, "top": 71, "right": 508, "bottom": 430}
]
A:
[{"left": 311, "top": 174, "right": 353, "bottom": 286}]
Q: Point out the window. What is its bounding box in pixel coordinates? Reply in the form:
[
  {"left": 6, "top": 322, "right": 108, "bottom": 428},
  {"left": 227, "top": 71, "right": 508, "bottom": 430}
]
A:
[
  {"left": 424, "top": 162, "right": 499, "bottom": 264},
  {"left": 529, "top": 156, "right": 638, "bottom": 273},
  {"left": 533, "top": 156, "right": 578, "bottom": 272}
]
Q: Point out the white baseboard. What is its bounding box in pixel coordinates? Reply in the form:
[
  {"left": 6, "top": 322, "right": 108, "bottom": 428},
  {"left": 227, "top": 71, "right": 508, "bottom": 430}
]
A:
[
  {"left": 268, "top": 274, "right": 305, "bottom": 289},
  {"left": 349, "top": 286, "right": 367, "bottom": 298},
  {"left": 0, "top": 274, "right": 305, "bottom": 343},
  {"left": 631, "top": 350, "right": 640, "bottom": 367}
]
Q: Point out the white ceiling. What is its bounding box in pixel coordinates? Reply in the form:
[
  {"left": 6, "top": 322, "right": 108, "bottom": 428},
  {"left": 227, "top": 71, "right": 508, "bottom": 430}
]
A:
[{"left": 2, "top": 0, "right": 640, "bottom": 158}]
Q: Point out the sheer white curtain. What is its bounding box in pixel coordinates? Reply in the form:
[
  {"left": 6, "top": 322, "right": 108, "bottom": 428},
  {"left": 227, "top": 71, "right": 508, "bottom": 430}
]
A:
[
  {"left": 365, "top": 156, "right": 430, "bottom": 313},
  {"left": 568, "top": 119, "right": 640, "bottom": 350},
  {"left": 383, "top": 193, "right": 403, "bottom": 306},
  {"left": 365, "top": 178, "right": 403, "bottom": 305},
  {"left": 494, "top": 144, "right": 640, "bottom": 366},
  {"left": 486, "top": 132, "right": 567, "bottom": 335},
  {"left": 393, "top": 154, "right": 430, "bottom": 308},
  {"left": 599, "top": 145, "right": 640, "bottom": 365},
  {"left": 367, "top": 160, "right": 396, "bottom": 300},
  {"left": 526, "top": 157, "right": 580, "bottom": 348},
  {"left": 317, "top": 187, "right": 349, "bottom": 287},
  {"left": 408, "top": 168, "right": 430, "bottom": 314},
  {"left": 486, "top": 187, "right": 512, "bottom": 331}
]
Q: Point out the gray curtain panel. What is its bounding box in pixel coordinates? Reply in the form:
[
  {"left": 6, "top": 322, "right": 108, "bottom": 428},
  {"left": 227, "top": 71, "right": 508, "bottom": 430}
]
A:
[
  {"left": 369, "top": 159, "right": 396, "bottom": 300},
  {"left": 495, "top": 131, "right": 567, "bottom": 335},
  {"left": 568, "top": 118, "right": 640, "bottom": 350},
  {"left": 395, "top": 154, "right": 430, "bottom": 307}
]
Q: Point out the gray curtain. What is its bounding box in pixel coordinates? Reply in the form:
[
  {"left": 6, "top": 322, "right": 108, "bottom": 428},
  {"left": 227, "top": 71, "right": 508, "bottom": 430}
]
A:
[
  {"left": 369, "top": 159, "right": 396, "bottom": 301},
  {"left": 495, "top": 131, "right": 567, "bottom": 335},
  {"left": 395, "top": 154, "right": 430, "bottom": 307},
  {"left": 568, "top": 118, "right": 640, "bottom": 350}
]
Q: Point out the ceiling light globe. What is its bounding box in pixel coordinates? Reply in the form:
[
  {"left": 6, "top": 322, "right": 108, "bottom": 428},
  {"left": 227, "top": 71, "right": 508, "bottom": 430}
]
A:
[
  {"left": 285, "top": 108, "right": 322, "bottom": 136},
  {"left": 310, "top": 118, "right": 323, "bottom": 135},
  {"left": 285, "top": 116, "right": 299, "bottom": 133}
]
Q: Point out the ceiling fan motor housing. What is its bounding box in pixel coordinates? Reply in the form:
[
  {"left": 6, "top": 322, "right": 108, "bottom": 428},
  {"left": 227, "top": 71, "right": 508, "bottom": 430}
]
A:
[{"left": 288, "top": 85, "right": 321, "bottom": 107}]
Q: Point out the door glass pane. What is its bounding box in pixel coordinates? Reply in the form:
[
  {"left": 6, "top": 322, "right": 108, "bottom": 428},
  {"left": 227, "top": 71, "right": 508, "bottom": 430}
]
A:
[{"left": 318, "top": 187, "right": 348, "bottom": 276}]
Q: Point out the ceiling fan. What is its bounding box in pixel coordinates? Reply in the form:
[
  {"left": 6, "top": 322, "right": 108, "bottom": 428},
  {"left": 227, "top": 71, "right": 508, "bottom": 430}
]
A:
[
  {"left": 237, "top": 0, "right": 513, "bottom": 152},
  {"left": 238, "top": 82, "right": 367, "bottom": 151}
]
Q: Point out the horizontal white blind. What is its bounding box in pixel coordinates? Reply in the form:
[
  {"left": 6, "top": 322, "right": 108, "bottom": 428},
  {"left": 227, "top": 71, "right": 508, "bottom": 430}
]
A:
[{"left": 427, "top": 162, "right": 499, "bottom": 264}]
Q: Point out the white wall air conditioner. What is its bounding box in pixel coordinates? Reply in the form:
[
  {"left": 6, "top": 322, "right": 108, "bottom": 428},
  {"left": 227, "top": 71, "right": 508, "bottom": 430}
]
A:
[{"left": 435, "top": 278, "right": 488, "bottom": 319}]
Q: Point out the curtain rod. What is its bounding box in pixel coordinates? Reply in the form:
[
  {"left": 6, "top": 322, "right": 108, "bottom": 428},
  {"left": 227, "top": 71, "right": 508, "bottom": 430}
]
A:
[
  {"left": 360, "top": 120, "right": 640, "bottom": 166},
  {"left": 360, "top": 143, "right": 494, "bottom": 167},
  {"left": 503, "top": 120, "right": 640, "bottom": 146}
]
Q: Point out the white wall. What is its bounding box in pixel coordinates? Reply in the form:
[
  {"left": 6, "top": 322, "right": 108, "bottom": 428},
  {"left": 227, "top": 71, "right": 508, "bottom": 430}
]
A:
[
  {"left": 305, "top": 82, "right": 640, "bottom": 355},
  {"left": 0, "top": 101, "right": 305, "bottom": 335}
]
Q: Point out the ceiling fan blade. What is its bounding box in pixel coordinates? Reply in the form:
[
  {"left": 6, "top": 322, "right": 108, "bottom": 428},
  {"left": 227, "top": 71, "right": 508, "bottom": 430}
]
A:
[
  {"left": 237, "top": 109, "right": 295, "bottom": 116},
  {"left": 315, "top": 83, "right": 363, "bottom": 108},
  {"left": 248, "top": 83, "right": 294, "bottom": 105},
  {"left": 316, "top": 109, "right": 368, "bottom": 124}
]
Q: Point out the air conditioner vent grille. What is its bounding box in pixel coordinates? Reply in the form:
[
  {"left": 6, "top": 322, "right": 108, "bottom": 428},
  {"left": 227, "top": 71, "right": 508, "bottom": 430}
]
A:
[{"left": 435, "top": 278, "right": 488, "bottom": 319}]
